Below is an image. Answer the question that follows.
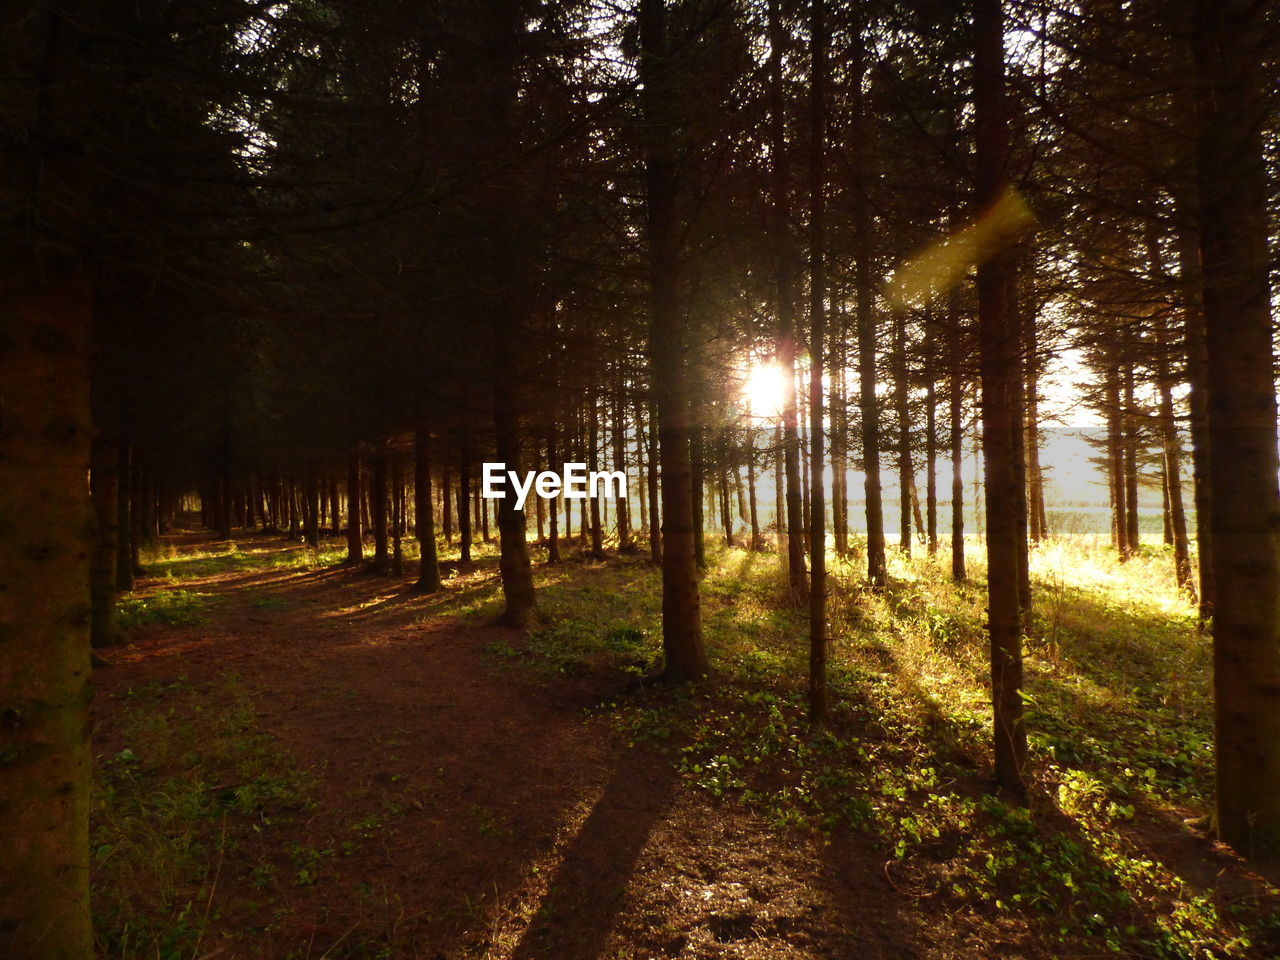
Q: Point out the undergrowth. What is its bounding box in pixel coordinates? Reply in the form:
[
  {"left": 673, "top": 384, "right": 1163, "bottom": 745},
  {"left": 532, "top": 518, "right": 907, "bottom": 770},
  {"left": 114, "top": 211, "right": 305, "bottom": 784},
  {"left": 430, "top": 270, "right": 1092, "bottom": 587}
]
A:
[
  {"left": 485, "top": 535, "right": 1280, "bottom": 959},
  {"left": 92, "top": 675, "right": 314, "bottom": 959}
]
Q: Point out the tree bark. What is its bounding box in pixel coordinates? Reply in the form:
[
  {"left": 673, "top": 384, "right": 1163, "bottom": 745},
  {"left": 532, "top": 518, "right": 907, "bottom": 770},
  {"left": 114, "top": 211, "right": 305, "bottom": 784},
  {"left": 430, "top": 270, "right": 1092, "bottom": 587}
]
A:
[
  {"left": 346, "top": 454, "right": 363, "bottom": 563},
  {"left": 647, "top": 398, "right": 662, "bottom": 562},
  {"left": 974, "top": 0, "right": 1027, "bottom": 798},
  {"left": 0, "top": 268, "right": 95, "bottom": 958},
  {"left": 641, "top": 0, "right": 708, "bottom": 682},
  {"left": 415, "top": 425, "right": 441, "bottom": 592},
  {"left": 767, "top": 0, "right": 808, "bottom": 599},
  {"left": 90, "top": 430, "right": 120, "bottom": 648},
  {"left": 1176, "top": 213, "right": 1214, "bottom": 620},
  {"left": 1192, "top": 0, "right": 1280, "bottom": 862},
  {"left": 457, "top": 428, "right": 472, "bottom": 564},
  {"left": 372, "top": 450, "right": 390, "bottom": 573},
  {"left": 850, "top": 21, "right": 886, "bottom": 588},
  {"left": 807, "top": 0, "right": 829, "bottom": 720}
]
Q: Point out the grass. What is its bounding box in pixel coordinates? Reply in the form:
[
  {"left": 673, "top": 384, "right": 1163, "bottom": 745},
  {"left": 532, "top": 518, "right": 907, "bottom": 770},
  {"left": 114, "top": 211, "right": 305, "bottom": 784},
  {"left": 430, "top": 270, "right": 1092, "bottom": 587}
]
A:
[
  {"left": 116, "top": 588, "right": 218, "bottom": 628},
  {"left": 477, "top": 534, "right": 1280, "bottom": 959},
  {"left": 92, "top": 675, "right": 314, "bottom": 959},
  {"left": 101, "top": 528, "right": 1279, "bottom": 957},
  {"left": 141, "top": 540, "right": 351, "bottom": 580}
]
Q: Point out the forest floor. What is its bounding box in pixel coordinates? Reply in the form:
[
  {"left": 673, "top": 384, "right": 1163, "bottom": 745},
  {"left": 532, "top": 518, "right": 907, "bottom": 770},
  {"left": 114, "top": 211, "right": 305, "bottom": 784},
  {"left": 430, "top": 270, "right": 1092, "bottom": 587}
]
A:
[{"left": 91, "top": 529, "right": 1280, "bottom": 960}]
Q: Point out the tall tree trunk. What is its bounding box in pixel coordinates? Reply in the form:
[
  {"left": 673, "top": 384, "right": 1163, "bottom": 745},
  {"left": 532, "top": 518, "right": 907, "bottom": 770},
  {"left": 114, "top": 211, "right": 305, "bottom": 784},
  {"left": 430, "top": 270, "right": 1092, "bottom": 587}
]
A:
[
  {"left": 647, "top": 398, "right": 662, "bottom": 563},
  {"left": 767, "top": 0, "right": 808, "bottom": 599},
  {"left": 494, "top": 340, "right": 536, "bottom": 623},
  {"left": 1123, "top": 364, "right": 1141, "bottom": 554},
  {"left": 1106, "top": 363, "right": 1129, "bottom": 558},
  {"left": 116, "top": 443, "right": 134, "bottom": 591},
  {"left": 974, "top": 0, "right": 1027, "bottom": 798},
  {"left": 895, "top": 310, "right": 912, "bottom": 557},
  {"left": 546, "top": 430, "right": 561, "bottom": 564},
  {"left": 926, "top": 378, "right": 938, "bottom": 554},
  {"left": 90, "top": 430, "right": 120, "bottom": 648},
  {"left": 304, "top": 471, "right": 320, "bottom": 548},
  {"left": 833, "top": 328, "right": 850, "bottom": 558},
  {"left": 949, "top": 290, "right": 967, "bottom": 581},
  {"left": 807, "top": 0, "right": 829, "bottom": 720},
  {"left": 0, "top": 266, "right": 95, "bottom": 956},
  {"left": 1192, "top": 0, "right": 1280, "bottom": 862},
  {"left": 391, "top": 456, "right": 404, "bottom": 577},
  {"left": 442, "top": 437, "right": 453, "bottom": 546},
  {"left": 747, "top": 431, "right": 762, "bottom": 550},
  {"left": 950, "top": 365, "right": 966, "bottom": 581},
  {"left": 588, "top": 386, "right": 605, "bottom": 560},
  {"left": 346, "top": 454, "right": 363, "bottom": 563},
  {"left": 458, "top": 428, "right": 472, "bottom": 564},
  {"left": 851, "top": 22, "right": 886, "bottom": 588},
  {"left": 691, "top": 425, "right": 706, "bottom": 568},
  {"left": 372, "top": 451, "right": 390, "bottom": 573},
  {"left": 641, "top": 0, "right": 708, "bottom": 682},
  {"left": 1177, "top": 214, "right": 1214, "bottom": 621},
  {"left": 613, "top": 391, "right": 632, "bottom": 551},
  {"left": 415, "top": 426, "right": 441, "bottom": 592},
  {"left": 1025, "top": 310, "right": 1047, "bottom": 543},
  {"left": 1157, "top": 369, "right": 1194, "bottom": 598}
]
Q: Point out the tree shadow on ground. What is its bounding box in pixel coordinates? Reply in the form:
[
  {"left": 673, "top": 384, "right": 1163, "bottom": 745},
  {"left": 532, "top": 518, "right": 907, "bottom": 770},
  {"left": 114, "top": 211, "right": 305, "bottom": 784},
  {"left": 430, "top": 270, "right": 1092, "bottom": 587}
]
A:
[{"left": 510, "top": 748, "right": 676, "bottom": 960}]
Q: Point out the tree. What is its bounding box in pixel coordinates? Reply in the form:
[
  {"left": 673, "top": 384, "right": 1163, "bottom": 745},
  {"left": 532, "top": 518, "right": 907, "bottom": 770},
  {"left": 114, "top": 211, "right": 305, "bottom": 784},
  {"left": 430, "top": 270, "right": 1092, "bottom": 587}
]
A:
[
  {"left": 973, "top": 0, "right": 1028, "bottom": 798},
  {"left": 0, "top": 6, "right": 95, "bottom": 955},
  {"left": 641, "top": 0, "right": 708, "bottom": 683},
  {"left": 1191, "top": 0, "right": 1280, "bottom": 863}
]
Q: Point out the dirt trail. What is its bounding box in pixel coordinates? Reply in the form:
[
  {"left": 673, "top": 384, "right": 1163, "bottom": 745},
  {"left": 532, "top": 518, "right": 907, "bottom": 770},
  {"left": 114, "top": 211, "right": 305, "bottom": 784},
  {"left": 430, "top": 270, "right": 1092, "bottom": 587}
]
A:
[{"left": 93, "top": 533, "right": 1010, "bottom": 959}]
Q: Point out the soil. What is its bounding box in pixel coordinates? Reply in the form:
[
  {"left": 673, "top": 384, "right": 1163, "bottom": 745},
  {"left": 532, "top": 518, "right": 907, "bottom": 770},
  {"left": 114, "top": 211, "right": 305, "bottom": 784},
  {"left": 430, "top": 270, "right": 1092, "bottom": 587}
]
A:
[{"left": 92, "top": 532, "right": 1036, "bottom": 960}]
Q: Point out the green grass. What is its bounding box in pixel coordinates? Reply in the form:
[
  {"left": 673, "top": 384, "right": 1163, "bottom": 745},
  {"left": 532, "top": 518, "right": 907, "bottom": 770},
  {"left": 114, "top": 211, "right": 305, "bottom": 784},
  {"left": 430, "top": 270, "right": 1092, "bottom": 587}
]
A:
[
  {"left": 479, "top": 535, "right": 1279, "bottom": 958},
  {"left": 141, "top": 540, "right": 350, "bottom": 580},
  {"left": 116, "top": 589, "right": 218, "bottom": 628},
  {"left": 92, "top": 676, "right": 314, "bottom": 959}
]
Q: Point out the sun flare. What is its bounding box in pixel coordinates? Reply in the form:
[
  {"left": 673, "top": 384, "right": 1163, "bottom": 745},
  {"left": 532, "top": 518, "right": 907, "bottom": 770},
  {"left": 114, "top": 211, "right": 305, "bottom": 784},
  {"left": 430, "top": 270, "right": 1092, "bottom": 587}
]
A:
[{"left": 743, "top": 361, "right": 788, "bottom": 418}]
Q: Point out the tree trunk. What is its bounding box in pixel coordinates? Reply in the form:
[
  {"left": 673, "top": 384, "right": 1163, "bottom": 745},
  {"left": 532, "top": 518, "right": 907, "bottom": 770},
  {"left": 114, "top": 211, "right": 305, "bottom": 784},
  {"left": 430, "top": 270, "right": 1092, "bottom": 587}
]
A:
[
  {"left": 691, "top": 425, "right": 706, "bottom": 568},
  {"left": 851, "top": 22, "right": 886, "bottom": 588},
  {"left": 1157, "top": 372, "right": 1194, "bottom": 598},
  {"left": 494, "top": 341, "right": 536, "bottom": 624},
  {"left": 0, "top": 267, "right": 95, "bottom": 958},
  {"left": 895, "top": 311, "right": 912, "bottom": 558},
  {"left": 641, "top": 0, "right": 708, "bottom": 682},
  {"left": 926, "top": 378, "right": 938, "bottom": 554},
  {"left": 747, "top": 431, "right": 762, "bottom": 550},
  {"left": 588, "top": 386, "right": 605, "bottom": 559},
  {"left": 346, "top": 454, "right": 363, "bottom": 563},
  {"left": 767, "top": 0, "right": 808, "bottom": 599},
  {"left": 1177, "top": 214, "right": 1214, "bottom": 621},
  {"left": 950, "top": 366, "right": 966, "bottom": 581},
  {"left": 457, "top": 429, "right": 472, "bottom": 564},
  {"left": 807, "top": 0, "right": 829, "bottom": 721},
  {"left": 414, "top": 434, "right": 440, "bottom": 592},
  {"left": 1192, "top": 0, "right": 1280, "bottom": 862},
  {"left": 391, "top": 456, "right": 404, "bottom": 577},
  {"left": 90, "top": 430, "right": 120, "bottom": 648},
  {"left": 372, "top": 451, "right": 390, "bottom": 573},
  {"left": 1123, "top": 364, "right": 1141, "bottom": 554},
  {"left": 116, "top": 443, "right": 134, "bottom": 591},
  {"left": 304, "top": 471, "right": 321, "bottom": 548},
  {"left": 613, "top": 391, "right": 632, "bottom": 551},
  {"left": 546, "top": 430, "right": 561, "bottom": 564},
  {"left": 974, "top": 0, "right": 1027, "bottom": 798},
  {"left": 647, "top": 398, "right": 662, "bottom": 562},
  {"left": 1106, "top": 363, "right": 1129, "bottom": 558}
]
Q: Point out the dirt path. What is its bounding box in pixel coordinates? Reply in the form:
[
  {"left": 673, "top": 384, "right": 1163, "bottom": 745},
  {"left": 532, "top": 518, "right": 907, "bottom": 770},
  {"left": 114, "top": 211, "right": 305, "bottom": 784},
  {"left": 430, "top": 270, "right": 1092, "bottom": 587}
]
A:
[{"left": 92, "top": 534, "right": 1011, "bottom": 959}]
